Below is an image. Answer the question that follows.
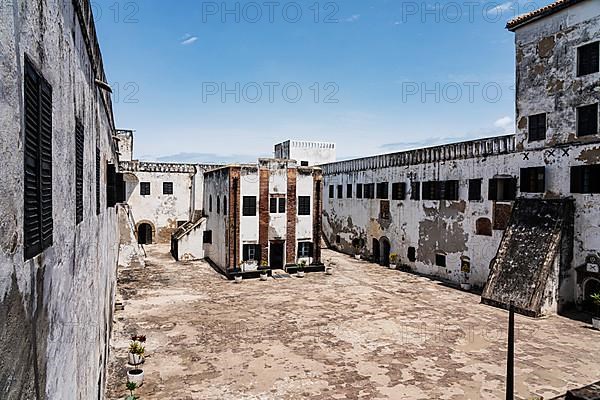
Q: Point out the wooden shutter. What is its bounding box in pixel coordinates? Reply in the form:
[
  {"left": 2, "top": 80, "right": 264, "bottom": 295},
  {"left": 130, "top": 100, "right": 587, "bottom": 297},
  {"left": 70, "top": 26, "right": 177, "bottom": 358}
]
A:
[
  {"left": 106, "top": 163, "right": 116, "bottom": 208},
  {"left": 23, "top": 58, "right": 53, "bottom": 258},
  {"left": 488, "top": 179, "right": 498, "bottom": 200},
  {"left": 570, "top": 166, "right": 582, "bottom": 193},
  {"left": 24, "top": 61, "right": 42, "bottom": 258},
  {"left": 75, "top": 120, "right": 84, "bottom": 223},
  {"left": 96, "top": 147, "right": 101, "bottom": 215}
]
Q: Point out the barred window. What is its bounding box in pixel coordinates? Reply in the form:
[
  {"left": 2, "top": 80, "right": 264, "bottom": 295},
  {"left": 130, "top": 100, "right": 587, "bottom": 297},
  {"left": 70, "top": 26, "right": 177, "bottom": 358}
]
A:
[
  {"left": 376, "top": 182, "right": 389, "bottom": 199},
  {"left": 520, "top": 167, "right": 545, "bottom": 193},
  {"left": 577, "top": 41, "right": 599, "bottom": 77},
  {"left": 298, "top": 196, "right": 311, "bottom": 215},
  {"left": 163, "top": 182, "right": 173, "bottom": 195},
  {"left": 243, "top": 196, "right": 257, "bottom": 216},
  {"left": 577, "top": 104, "right": 598, "bottom": 137},
  {"left": 391, "top": 182, "right": 406, "bottom": 200},
  {"left": 528, "top": 113, "right": 546, "bottom": 141},
  {"left": 75, "top": 119, "right": 84, "bottom": 224},
  {"left": 468, "top": 179, "right": 482, "bottom": 201},
  {"left": 140, "top": 182, "right": 150, "bottom": 196}
]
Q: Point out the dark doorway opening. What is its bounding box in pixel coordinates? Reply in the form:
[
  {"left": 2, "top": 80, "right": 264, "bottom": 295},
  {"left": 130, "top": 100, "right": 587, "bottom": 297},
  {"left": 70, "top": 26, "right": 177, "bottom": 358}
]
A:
[
  {"left": 372, "top": 238, "right": 380, "bottom": 263},
  {"left": 138, "top": 223, "right": 153, "bottom": 245},
  {"left": 584, "top": 279, "right": 600, "bottom": 313},
  {"left": 380, "top": 238, "right": 391, "bottom": 267},
  {"left": 270, "top": 241, "right": 285, "bottom": 269}
]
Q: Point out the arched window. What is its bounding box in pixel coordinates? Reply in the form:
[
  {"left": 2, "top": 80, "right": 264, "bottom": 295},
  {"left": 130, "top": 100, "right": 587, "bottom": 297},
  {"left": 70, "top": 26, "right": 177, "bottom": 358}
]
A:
[
  {"left": 209, "top": 195, "right": 213, "bottom": 212},
  {"left": 223, "top": 196, "right": 227, "bottom": 215},
  {"left": 217, "top": 195, "right": 221, "bottom": 214}
]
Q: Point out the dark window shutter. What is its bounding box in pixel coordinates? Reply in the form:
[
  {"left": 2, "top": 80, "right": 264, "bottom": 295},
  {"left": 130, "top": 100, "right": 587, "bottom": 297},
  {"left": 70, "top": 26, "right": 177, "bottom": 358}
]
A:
[
  {"left": 24, "top": 61, "right": 42, "bottom": 259},
  {"left": 96, "top": 147, "right": 101, "bottom": 215},
  {"left": 116, "top": 172, "right": 125, "bottom": 202},
  {"left": 279, "top": 198, "right": 286, "bottom": 213},
  {"left": 270, "top": 198, "right": 277, "bottom": 213},
  {"left": 571, "top": 166, "right": 582, "bottom": 193},
  {"left": 106, "top": 163, "right": 116, "bottom": 208},
  {"left": 488, "top": 179, "right": 498, "bottom": 200},
  {"left": 24, "top": 58, "right": 53, "bottom": 258},
  {"left": 75, "top": 120, "right": 84, "bottom": 223}
]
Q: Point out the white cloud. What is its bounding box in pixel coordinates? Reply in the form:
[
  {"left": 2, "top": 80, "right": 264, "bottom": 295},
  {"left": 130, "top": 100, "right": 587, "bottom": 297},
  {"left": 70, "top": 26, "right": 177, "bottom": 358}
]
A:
[
  {"left": 494, "top": 116, "right": 513, "bottom": 133},
  {"left": 180, "top": 34, "right": 198, "bottom": 45},
  {"left": 344, "top": 14, "right": 360, "bottom": 22}
]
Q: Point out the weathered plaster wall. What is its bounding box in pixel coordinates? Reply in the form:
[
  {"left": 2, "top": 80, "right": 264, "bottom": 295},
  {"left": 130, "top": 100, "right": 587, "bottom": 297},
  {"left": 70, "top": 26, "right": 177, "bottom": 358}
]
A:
[
  {"left": 0, "top": 0, "right": 119, "bottom": 398},
  {"left": 203, "top": 167, "right": 230, "bottom": 269},
  {"left": 274, "top": 140, "right": 336, "bottom": 166},
  {"left": 174, "top": 218, "right": 206, "bottom": 261},
  {"left": 322, "top": 136, "right": 600, "bottom": 309},
  {"left": 115, "top": 130, "right": 133, "bottom": 162}
]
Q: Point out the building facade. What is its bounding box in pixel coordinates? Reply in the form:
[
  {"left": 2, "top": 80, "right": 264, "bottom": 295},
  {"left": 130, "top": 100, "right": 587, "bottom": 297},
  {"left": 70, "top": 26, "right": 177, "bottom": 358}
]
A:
[
  {"left": 203, "top": 159, "right": 323, "bottom": 274},
  {"left": 0, "top": 0, "right": 122, "bottom": 398},
  {"left": 274, "top": 140, "right": 336, "bottom": 166},
  {"left": 322, "top": 0, "right": 600, "bottom": 316}
]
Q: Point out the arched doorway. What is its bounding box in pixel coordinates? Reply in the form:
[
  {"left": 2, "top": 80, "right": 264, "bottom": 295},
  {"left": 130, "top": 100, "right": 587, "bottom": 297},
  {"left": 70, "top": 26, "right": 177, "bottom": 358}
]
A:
[
  {"left": 584, "top": 278, "right": 600, "bottom": 313},
  {"left": 372, "top": 238, "right": 380, "bottom": 263},
  {"left": 138, "top": 223, "right": 153, "bottom": 245},
  {"left": 380, "top": 237, "right": 391, "bottom": 267}
]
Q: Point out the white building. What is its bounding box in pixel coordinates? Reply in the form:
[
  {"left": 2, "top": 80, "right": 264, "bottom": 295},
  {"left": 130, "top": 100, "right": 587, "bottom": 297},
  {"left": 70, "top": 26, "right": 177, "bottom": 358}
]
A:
[
  {"left": 203, "top": 159, "right": 324, "bottom": 275},
  {"left": 274, "top": 140, "right": 336, "bottom": 166}
]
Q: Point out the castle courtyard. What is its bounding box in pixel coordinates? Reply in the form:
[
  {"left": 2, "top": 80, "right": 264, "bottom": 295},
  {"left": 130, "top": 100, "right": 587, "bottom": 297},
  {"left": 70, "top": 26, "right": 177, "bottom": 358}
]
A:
[{"left": 106, "top": 245, "right": 600, "bottom": 400}]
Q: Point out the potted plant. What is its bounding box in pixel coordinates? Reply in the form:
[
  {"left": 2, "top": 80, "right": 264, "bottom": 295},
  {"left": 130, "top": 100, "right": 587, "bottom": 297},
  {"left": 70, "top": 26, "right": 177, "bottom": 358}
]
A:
[
  {"left": 128, "top": 341, "right": 145, "bottom": 366},
  {"left": 325, "top": 265, "right": 334, "bottom": 275},
  {"left": 297, "top": 260, "right": 306, "bottom": 278},
  {"left": 460, "top": 261, "right": 471, "bottom": 291},
  {"left": 591, "top": 292, "right": 600, "bottom": 330},
  {"left": 259, "top": 260, "right": 269, "bottom": 281},
  {"left": 125, "top": 381, "right": 139, "bottom": 400},
  {"left": 389, "top": 253, "right": 398, "bottom": 269},
  {"left": 127, "top": 368, "right": 144, "bottom": 387}
]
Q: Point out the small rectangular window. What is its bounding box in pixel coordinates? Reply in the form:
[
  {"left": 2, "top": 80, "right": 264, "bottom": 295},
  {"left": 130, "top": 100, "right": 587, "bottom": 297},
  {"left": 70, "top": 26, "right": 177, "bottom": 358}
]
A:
[
  {"left": 163, "top": 182, "right": 173, "bottom": 195},
  {"left": 488, "top": 177, "right": 517, "bottom": 201},
  {"left": 242, "top": 196, "right": 257, "bottom": 216},
  {"left": 75, "top": 119, "right": 84, "bottom": 224},
  {"left": 468, "top": 179, "right": 482, "bottom": 201},
  {"left": 297, "top": 242, "right": 313, "bottom": 257},
  {"left": 435, "top": 254, "right": 446, "bottom": 267},
  {"left": 140, "top": 182, "right": 150, "bottom": 196},
  {"left": 337, "top": 185, "right": 343, "bottom": 199},
  {"left": 346, "top": 184, "right": 352, "bottom": 198},
  {"left": 270, "top": 198, "right": 277, "bottom": 213},
  {"left": 329, "top": 185, "right": 334, "bottom": 198},
  {"left": 298, "top": 196, "right": 311, "bottom": 215},
  {"left": 376, "top": 182, "right": 389, "bottom": 199},
  {"left": 422, "top": 181, "right": 459, "bottom": 200},
  {"left": 577, "top": 103, "right": 598, "bottom": 137},
  {"left": 571, "top": 165, "right": 600, "bottom": 193},
  {"left": 407, "top": 247, "right": 416, "bottom": 262},
  {"left": 410, "top": 182, "right": 420, "bottom": 200},
  {"left": 392, "top": 182, "right": 406, "bottom": 200},
  {"left": 106, "top": 163, "right": 117, "bottom": 208},
  {"left": 528, "top": 113, "right": 547, "bottom": 141},
  {"left": 364, "top": 183, "right": 375, "bottom": 199},
  {"left": 300, "top": 161, "right": 309, "bottom": 166},
  {"left": 356, "top": 184, "right": 363, "bottom": 199},
  {"left": 577, "top": 41, "right": 599, "bottom": 77},
  {"left": 520, "top": 167, "right": 545, "bottom": 193},
  {"left": 379, "top": 200, "right": 390, "bottom": 219},
  {"left": 279, "top": 198, "right": 286, "bottom": 213},
  {"left": 243, "top": 244, "right": 261, "bottom": 261},
  {"left": 203, "top": 230, "right": 212, "bottom": 244}
]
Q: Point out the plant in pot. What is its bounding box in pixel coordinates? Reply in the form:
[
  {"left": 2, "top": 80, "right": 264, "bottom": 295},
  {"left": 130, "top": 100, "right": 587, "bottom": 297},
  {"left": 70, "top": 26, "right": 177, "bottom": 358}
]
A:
[
  {"left": 389, "top": 253, "right": 398, "bottom": 269},
  {"left": 297, "top": 260, "right": 306, "bottom": 278},
  {"left": 233, "top": 264, "right": 243, "bottom": 283},
  {"left": 127, "top": 368, "right": 144, "bottom": 387},
  {"left": 125, "top": 381, "right": 139, "bottom": 400},
  {"left": 591, "top": 292, "right": 600, "bottom": 330},
  {"left": 128, "top": 341, "right": 145, "bottom": 366},
  {"left": 460, "top": 259, "right": 471, "bottom": 291},
  {"left": 259, "top": 260, "right": 269, "bottom": 281},
  {"left": 325, "top": 264, "right": 334, "bottom": 275}
]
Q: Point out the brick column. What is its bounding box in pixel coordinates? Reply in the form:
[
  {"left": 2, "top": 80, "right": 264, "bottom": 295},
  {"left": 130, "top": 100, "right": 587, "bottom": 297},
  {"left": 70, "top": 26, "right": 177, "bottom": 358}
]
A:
[
  {"left": 259, "top": 168, "right": 270, "bottom": 263},
  {"left": 312, "top": 170, "right": 323, "bottom": 264},
  {"left": 228, "top": 168, "right": 241, "bottom": 271},
  {"left": 286, "top": 168, "right": 297, "bottom": 266}
]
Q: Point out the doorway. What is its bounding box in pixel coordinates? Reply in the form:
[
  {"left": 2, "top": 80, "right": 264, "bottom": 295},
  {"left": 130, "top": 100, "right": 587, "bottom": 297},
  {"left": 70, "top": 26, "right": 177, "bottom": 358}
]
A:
[
  {"left": 372, "top": 238, "right": 380, "bottom": 263},
  {"left": 138, "top": 223, "right": 153, "bottom": 245},
  {"left": 380, "top": 237, "right": 391, "bottom": 267},
  {"left": 584, "top": 278, "right": 600, "bottom": 313},
  {"left": 270, "top": 241, "right": 285, "bottom": 269}
]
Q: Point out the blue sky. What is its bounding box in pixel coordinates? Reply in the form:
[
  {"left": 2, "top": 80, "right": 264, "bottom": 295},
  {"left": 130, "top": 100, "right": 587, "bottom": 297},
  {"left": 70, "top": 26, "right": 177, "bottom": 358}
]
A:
[{"left": 93, "top": 0, "right": 554, "bottom": 163}]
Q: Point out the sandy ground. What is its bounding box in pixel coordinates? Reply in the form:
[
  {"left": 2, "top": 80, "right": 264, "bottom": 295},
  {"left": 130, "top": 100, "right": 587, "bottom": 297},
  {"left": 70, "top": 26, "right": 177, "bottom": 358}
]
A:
[{"left": 106, "top": 244, "right": 600, "bottom": 400}]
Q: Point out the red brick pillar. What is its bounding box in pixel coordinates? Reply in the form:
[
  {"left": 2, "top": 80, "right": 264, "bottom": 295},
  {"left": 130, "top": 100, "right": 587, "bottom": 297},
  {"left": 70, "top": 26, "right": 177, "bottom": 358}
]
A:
[
  {"left": 312, "top": 170, "right": 323, "bottom": 264},
  {"left": 259, "top": 168, "right": 270, "bottom": 263},
  {"left": 286, "top": 168, "right": 297, "bottom": 266},
  {"left": 228, "top": 168, "right": 241, "bottom": 271}
]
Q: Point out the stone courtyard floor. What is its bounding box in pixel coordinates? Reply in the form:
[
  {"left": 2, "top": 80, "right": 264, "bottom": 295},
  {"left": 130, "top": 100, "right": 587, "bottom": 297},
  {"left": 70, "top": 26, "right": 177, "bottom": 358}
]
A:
[{"left": 106, "top": 244, "right": 600, "bottom": 400}]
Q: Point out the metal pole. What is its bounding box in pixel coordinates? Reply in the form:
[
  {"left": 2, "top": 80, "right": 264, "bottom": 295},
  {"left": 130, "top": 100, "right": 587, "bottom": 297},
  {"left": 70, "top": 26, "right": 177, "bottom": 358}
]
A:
[{"left": 506, "top": 302, "right": 514, "bottom": 400}]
